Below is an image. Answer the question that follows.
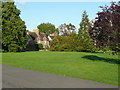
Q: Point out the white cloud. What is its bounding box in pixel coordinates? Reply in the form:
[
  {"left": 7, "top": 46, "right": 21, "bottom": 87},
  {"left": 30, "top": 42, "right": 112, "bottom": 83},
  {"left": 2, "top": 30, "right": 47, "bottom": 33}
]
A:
[
  {"left": 14, "top": 0, "right": 27, "bottom": 6},
  {"left": 18, "top": 1, "right": 26, "bottom": 6}
]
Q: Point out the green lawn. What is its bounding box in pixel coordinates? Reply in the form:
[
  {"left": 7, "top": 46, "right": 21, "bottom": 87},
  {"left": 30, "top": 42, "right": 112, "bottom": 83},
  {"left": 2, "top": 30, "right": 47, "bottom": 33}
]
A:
[{"left": 2, "top": 51, "right": 119, "bottom": 85}]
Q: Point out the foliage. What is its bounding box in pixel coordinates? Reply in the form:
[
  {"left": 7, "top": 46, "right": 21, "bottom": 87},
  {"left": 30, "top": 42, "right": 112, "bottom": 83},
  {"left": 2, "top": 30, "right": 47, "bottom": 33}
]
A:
[
  {"left": 32, "top": 43, "right": 43, "bottom": 50},
  {"left": 50, "top": 33, "right": 96, "bottom": 52},
  {"left": 90, "top": 2, "right": 120, "bottom": 52},
  {"left": 2, "top": 1, "right": 28, "bottom": 52},
  {"left": 78, "top": 11, "right": 92, "bottom": 35},
  {"left": 50, "top": 36, "right": 69, "bottom": 51},
  {"left": 0, "top": 2, "right": 2, "bottom": 52},
  {"left": 58, "top": 23, "right": 76, "bottom": 36},
  {"left": 77, "top": 11, "right": 96, "bottom": 52},
  {"left": 38, "top": 44, "right": 44, "bottom": 50},
  {"left": 37, "top": 23, "right": 58, "bottom": 35}
]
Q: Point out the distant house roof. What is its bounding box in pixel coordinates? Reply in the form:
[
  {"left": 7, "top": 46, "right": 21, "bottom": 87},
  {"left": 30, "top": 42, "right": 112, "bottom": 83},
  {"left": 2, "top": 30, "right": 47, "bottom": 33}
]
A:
[
  {"left": 39, "top": 32, "right": 49, "bottom": 41},
  {"left": 28, "top": 31, "right": 52, "bottom": 42},
  {"left": 50, "top": 32, "right": 58, "bottom": 36},
  {"left": 49, "top": 32, "right": 58, "bottom": 39},
  {"left": 27, "top": 32, "right": 38, "bottom": 42}
]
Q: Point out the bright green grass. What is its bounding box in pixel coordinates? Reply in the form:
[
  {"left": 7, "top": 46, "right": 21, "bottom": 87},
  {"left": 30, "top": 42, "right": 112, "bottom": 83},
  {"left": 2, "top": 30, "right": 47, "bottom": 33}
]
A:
[
  {"left": 2, "top": 51, "right": 119, "bottom": 85},
  {"left": 0, "top": 53, "right": 2, "bottom": 64}
]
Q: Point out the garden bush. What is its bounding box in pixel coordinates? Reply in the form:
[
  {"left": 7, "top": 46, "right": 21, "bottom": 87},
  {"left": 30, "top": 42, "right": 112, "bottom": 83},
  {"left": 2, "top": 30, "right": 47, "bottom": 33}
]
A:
[
  {"left": 50, "top": 34, "right": 96, "bottom": 52},
  {"left": 38, "top": 44, "right": 44, "bottom": 50}
]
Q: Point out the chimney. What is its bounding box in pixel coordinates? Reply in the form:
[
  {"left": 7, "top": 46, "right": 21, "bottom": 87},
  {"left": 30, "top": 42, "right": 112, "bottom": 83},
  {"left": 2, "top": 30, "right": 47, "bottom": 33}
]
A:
[{"left": 33, "top": 29, "right": 39, "bottom": 35}]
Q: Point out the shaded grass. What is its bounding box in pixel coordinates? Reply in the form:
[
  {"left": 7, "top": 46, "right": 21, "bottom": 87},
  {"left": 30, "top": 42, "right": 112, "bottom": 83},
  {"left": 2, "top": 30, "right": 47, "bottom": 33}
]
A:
[
  {"left": 2, "top": 51, "right": 119, "bottom": 85},
  {"left": 82, "top": 55, "right": 119, "bottom": 64}
]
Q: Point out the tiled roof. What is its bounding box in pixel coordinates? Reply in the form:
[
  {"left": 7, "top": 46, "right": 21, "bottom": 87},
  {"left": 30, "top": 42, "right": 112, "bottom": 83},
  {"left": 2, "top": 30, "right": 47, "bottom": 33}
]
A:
[
  {"left": 28, "top": 32, "right": 38, "bottom": 41},
  {"left": 28, "top": 31, "right": 50, "bottom": 41},
  {"left": 39, "top": 32, "right": 49, "bottom": 41}
]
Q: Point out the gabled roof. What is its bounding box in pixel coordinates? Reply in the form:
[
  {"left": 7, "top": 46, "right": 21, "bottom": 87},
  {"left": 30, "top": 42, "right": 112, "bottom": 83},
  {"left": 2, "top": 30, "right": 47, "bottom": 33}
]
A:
[
  {"left": 27, "top": 32, "right": 38, "bottom": 41},
  {"left": 39, "top": 32, "right": 49, "bottom": 41},
  {"left": 28, "top": 31, "right": 50, "bottom": 41}
]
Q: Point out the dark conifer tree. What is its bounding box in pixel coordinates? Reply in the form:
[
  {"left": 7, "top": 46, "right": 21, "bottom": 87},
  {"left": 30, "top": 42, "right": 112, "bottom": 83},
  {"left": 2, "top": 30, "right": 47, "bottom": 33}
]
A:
[
  {"left": 2, "top": 1, "right": 28, "bottom": 52},
  {"left": 0, "top": 2, "right": 2, "bottom": 51}
]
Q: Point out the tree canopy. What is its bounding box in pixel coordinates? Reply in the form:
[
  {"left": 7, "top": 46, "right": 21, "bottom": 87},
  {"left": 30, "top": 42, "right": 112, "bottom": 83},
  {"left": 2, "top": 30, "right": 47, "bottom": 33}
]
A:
[
  {"left": 90, "top": 1, "right": 120, "bottom": 52},
  {"left": 58, "top": 23, "right": 76, "bottom": 36},
  {"left": 37, "top": 23, "right": 58, "bottom": 35},
  {"left": 2, "top": 1, "right": 28, "bottom": 52},
  {"left": 0, "top": 2, "right": 2, "bottom": 51}
]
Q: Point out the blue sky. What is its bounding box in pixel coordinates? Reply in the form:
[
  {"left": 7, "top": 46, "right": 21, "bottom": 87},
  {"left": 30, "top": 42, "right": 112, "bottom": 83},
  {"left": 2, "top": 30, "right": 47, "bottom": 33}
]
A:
[{"left": 14, "top": 2, "right": 112, "bottom": 31}]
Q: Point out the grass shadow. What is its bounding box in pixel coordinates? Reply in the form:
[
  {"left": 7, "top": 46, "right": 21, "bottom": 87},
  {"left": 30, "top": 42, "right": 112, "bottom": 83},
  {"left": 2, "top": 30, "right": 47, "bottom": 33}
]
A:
[{"left": 82, "top": 55, "right": 119, "bottom": 64}]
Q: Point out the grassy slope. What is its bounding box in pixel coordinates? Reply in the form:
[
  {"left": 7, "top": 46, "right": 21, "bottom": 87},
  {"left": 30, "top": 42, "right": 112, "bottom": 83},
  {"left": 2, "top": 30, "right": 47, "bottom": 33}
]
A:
[{"left": 2, "top": 51, "right": 119, "bottom": 85}]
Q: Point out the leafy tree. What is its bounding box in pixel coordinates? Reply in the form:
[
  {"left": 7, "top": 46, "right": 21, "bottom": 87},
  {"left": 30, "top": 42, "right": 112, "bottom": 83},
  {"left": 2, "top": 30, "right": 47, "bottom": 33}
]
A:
[
  {"left": 90, "top": 1, "right": 120, "bottom": 52},
  {"left": 37, "top": 23, "right": 58, "bottom": 35},
  {"left": 58, "top": 23, "right": 67, "bottom": 35},
  {"left": 58, "top": 23, "right": 76, "bottom": 36},
  {"left": 50, "top": 35, "right": 73, "bottom": 51},
  {"left": 2, "top": 1, "right": 28, "bottom": 52},
  {"left": 66, "top": 23, "right": 76, "bottom": 34},
  {"left": 50, "top": 11, "right": 96, "bottom": 52}
]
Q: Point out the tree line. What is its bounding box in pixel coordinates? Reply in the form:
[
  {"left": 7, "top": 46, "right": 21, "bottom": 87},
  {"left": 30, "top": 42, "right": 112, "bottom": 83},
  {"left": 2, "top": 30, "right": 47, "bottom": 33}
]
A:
[
  {"left": 1, "top": 1, "right": 120, "bottom": 53},
  {"left": 50, "top": 11, "right": 96, "bottom": 52}
]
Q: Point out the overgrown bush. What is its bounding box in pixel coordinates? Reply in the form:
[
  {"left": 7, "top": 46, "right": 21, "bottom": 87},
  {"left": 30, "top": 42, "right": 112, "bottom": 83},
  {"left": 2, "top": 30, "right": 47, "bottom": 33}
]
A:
[{"left": 50, "top": 33, "right": 96, "bottom": 52}]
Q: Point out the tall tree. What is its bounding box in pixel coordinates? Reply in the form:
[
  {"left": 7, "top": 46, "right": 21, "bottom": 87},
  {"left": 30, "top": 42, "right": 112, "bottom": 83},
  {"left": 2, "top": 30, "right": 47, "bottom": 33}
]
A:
[
  {"left": 37, "top": 23, "right": 58, "bottom": 35},
  {"left": 2, "top": 1, "right": 28, "bottom": 52},
  {"left": 78, "top": 11, "right": 92, "bottom": 37},
  {"left": 77, "top": 11, "right": 95, "bottom": 52},
  {"left": 0, "top": 2, "right": 2, "bottom": 51},
  {"left": 90, "top": 1, "right": 120, "bottom": 52}
]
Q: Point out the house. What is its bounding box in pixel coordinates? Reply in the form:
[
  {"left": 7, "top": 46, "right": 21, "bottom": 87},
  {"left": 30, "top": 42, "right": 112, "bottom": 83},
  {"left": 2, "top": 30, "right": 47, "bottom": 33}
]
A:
[
  {"left": 37, "top": 32, "right": 50, "bottom": 48},
  {"left": 25, "top": 32, "right": 39, "bottom": 51},
  {"left": 27, "top": 32, "right": 38, "bottom": 43},
  {"left": 27, "top": 30, "right": 50, "bottom": 49},
  {"left": 27, "top": 29, "right": 58, "bottom": 50}
]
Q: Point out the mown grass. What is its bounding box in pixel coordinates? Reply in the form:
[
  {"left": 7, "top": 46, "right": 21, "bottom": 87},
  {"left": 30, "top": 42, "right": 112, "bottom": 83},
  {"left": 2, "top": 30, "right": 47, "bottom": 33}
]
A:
[
  {"left": 2, "top": 51, "right": 119, "bottom": 85},
  {"left": 0, "top": 53, "right": 2, "bottom": 64}
]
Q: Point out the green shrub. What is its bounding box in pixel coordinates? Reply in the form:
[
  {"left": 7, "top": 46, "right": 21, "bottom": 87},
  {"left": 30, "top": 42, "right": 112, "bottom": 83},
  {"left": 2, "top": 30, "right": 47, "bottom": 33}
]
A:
[
  {"left": 50, "top": 34, "right": 96, "bottom": 52},
  {"left": 102, "top": 47, "right": 111, "bottom": 53},
  {"left": 38, "top": 44, "right": 44, "bottom": 50}
]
